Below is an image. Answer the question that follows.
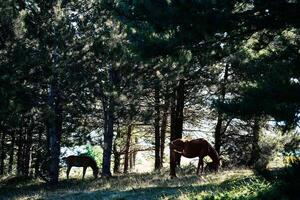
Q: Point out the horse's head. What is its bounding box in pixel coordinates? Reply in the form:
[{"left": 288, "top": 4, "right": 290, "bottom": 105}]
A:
[
  {"left": 205, "top": 161, "right": 219, "bottom": 172},
  {"left": 211, "top": 157, "right": 222, "bottom": 172},
  {"left": 212, "top": 161, "right": 220, "bottom": 171}
]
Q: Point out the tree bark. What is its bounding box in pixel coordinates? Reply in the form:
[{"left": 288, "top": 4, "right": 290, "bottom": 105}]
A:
[
  {"left": 248, "top": 118, "right": 261, "bottom": 166},
  {"left": 129, "top": 151, "right": 133, "bottom": 170},
  {"left": 123, "top": 124, "right": 132, "bottom": 173},
  {"left": 102, "top": 99, "right": 114, "bottom": 177},
  {"left": 48, "top": 82, "right": 62, "bottom": 184},
  {"left": 23, "top": 127, "right": 30, "bottom": 176},
  {"left": 154, "top": 84, "right": 161, "bottom": 170},
  {"left": 170, "top": 79, "right": 185, "bottom": 176},
  {"left": 214, "top": 64, "right": 229, "bottom": 154},
  {"left": 113, "top": 151, "right": 121, "bottom": 174},
  {"left": 8, "top": 130, "right": 15, "bottom": 173},
  {"left": 101, "top": 67, "right": 119, "bottom": 177},
  {"left": 132, "top": 138, "right": 137, "bottom": 168},
  {"left": 214, "top": 115, "right": 223, "bottom": 155},
  {"left": 34, "top": 128, "right": 43, "bottom": 177},
  {"left": 113, "top": 127, "right": 121, "bottom": 174},
  {"left": 170, "top": 79, "right": 185, "bottom": 141},
  {"left": 17, "top": 128, "right": 24, "bottom": 176},
  {"left": 0, "top": 129, "right": 6, "bottom": 175},
  {"left": 160, "top": 95, "right": 169, "bottom": 168}
]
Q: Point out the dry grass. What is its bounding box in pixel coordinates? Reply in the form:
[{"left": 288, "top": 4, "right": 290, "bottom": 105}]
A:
[{"left": 0, "top": 168, "right": 272, "bottom": 200}]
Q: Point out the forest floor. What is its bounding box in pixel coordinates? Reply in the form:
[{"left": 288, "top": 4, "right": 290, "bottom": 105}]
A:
[{"left": 0, "top": 167, "right": 292, "bottom": 200}]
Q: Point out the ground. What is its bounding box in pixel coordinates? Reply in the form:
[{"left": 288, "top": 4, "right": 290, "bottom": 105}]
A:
[{"left": 0, "top": 167, "right": 281, "bottom": 200}]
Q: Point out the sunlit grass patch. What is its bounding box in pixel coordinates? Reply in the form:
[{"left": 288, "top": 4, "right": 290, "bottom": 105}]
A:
[
  {"left": 163, "top": 176, "right": 272, "bottom": 200},
  {"left": 0, "top": 168, "right": 281, "bottom": 200}
]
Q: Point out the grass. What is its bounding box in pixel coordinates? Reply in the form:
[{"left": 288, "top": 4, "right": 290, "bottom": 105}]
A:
[{"left": 0, "top": 167, "right": 293, "bottom": 200}]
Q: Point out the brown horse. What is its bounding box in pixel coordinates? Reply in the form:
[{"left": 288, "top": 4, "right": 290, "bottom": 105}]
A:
[
  {"left": 62, "top": 155, "right": 99, "bottom": 179},
  {"left": 169, "top": 138, "right": 220, "bottom": 177}
]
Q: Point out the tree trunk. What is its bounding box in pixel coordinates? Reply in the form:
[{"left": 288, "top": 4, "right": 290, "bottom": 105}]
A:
[
  {"left": 23, "top": 127, "right": 30, "bottom": 176},
  {"left": 214, "top": 64, "right": 229, "bottom": 154},
  {"left": 132, "top": 137, "right": 138, "bottom": 168},
  {"left": 34, "top": 128, "right": 43, "bottom": 177},
  {"left": 154, "top": 84, "right": 161, "bottom": 170},
  {"left": 248, "top": 118, "right": 261, "bottom": 166},
  {"left": 48, "top": 82, "right": 62, "bottom": 184},
  {"left": 113, "top": 151, "right": 121, "bottom": 174},
  {"left": 170, "top": 79, "right": 185, "bottom": 141},
  {"left": 129, "top": 151, "right": 133, "bottom": 170},
  {"left": 123, "top": 124, "right": 132, "bottom": 173},
  {"left": 113, "top": 127, "right": 121, "bottom": 174},
  {"left": 170, "top": 79, "right": 185, "bottom": 176},
  {"left": 8, "top": 130, "right": 15, "bottom": 173},
  {"left": 101, "top": 67, "right": 119, "bottom": 177},
  {"left": 160, "top": 95, "right": 169, "bottom": 168},
  {"left": 132, "top": 151, "right": 136, "bottom": 168},
  {"left": 214, "top": 115, "right": 223, "bottom": 155},
  {"left": 17, "top": 128, "right": 24, "bottom": 176},
  {"left": 0, "top": 129, "right": 6, "bottom": 175},
  {"left": 101, "top": 98, "right": 114, "bottom": 177},
  {"left": 22, "top": 121, "right": 35, "bottom": 177}
]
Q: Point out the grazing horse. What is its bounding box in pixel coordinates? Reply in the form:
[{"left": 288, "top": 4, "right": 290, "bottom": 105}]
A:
[
  {"left": 62, "top": 155, "right": 99, "bottom": 179},
  {"left": 169, "top": 138, "right": 220, "bottom": 177},
  {"left": 204, "top": 161, "right": 219, "bottom": 172}
]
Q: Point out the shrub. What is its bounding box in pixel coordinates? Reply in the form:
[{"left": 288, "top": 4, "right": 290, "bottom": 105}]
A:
[{"left": 85, "top": 145, "right": 102, "bottom": 167}]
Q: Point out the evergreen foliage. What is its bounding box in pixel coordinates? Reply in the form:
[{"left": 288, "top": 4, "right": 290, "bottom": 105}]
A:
[{"left": 0, "top": 1, "right": 299, "bottom": 194}]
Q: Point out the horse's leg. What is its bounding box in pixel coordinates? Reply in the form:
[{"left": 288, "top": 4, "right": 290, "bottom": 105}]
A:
[
  {"left": 197, "top": 159, "right": 201, "bottom": 175},
  {"left": 66, "top": 166, "right": 72, "bottom": 179},
  {"left": 176, "top": 153, "right": 181, "bottom": 167},
  {"left": 170, "top": 151, "right": 178, "bottom": 178},
  {"left": 82, "top": 167, "right": 87, "bottom": 180},
  {"left": 197, "top": 157, "right": 204, "bottom": 175}
]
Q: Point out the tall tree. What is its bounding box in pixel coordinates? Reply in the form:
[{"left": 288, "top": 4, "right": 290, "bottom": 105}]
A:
[{"left": 154, "top": 83, "right": 161, "bottom": 170}]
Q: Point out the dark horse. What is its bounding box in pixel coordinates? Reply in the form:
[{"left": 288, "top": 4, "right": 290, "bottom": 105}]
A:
[
  {"left": 169, "top": 138, "right": 220, "bottom": 177},
  {"left": 62, "top": 155, "right": 99, "bottom": 179}
]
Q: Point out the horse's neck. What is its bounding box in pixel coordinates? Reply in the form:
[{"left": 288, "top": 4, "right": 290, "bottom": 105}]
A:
[{"left": 208, "top": 146, "right": 219, "bottom": 163}]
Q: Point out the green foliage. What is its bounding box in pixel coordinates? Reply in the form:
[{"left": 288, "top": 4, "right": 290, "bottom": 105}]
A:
[
  {"left": 254, "top": 133, "right": 279, "bottom": 170},
  {"left": 85, "top": 145, "right": 103, "bottom": 167},
  {"left": 282, "top": 132, "right": 300, "bottom": 160},
  {"left": 221, "top": 28, "right": 300, "bottom": 129}
]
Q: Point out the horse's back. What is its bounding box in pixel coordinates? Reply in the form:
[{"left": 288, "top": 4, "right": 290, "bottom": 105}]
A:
[
  {"left": 192, "top": 138, "right": 208, "bottom": 144},
  {"left": 183, "top": 138, "right": 210, "bottom": 158},
  {"left": 64, "top": 155, "right": 93, "bottom": 167}
]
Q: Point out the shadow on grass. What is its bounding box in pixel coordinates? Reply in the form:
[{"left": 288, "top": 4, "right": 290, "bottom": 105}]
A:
[
  {"left": 51, "top": 183, "right": 218, "bottom": 200},
  {"left": 0, "top": 170, "right": 276, "bottom": 200},
  {"left": 0, "top": 176, "right": 98, "bottom": 199},
  {"left": 54, "top": 176, "right": 266, "bottom": 200},
  {"left": 0, "top": 173, "right": 206, "bottom": 199}
]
